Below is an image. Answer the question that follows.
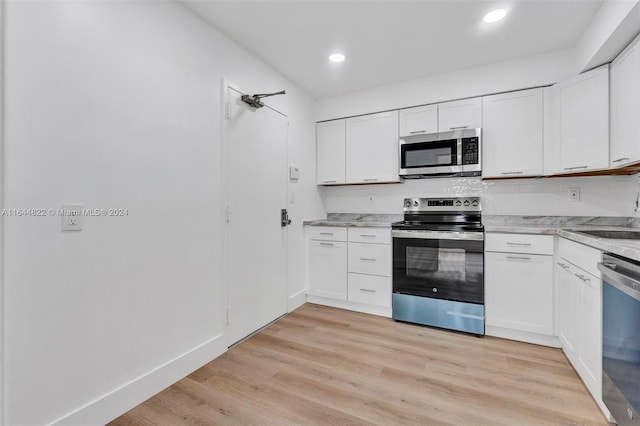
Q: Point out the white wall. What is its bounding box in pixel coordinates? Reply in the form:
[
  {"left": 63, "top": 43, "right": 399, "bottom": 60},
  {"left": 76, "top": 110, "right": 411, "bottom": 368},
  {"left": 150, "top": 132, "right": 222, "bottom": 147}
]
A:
[
  {"left": 315, "top": 49, "right": 577, "bottom": 121},
  {"left": 3, "top": 1, "right": 322, "bottom": 425},
  {"left": 325, "top": 175, "right": 639, "bottom": 217}
]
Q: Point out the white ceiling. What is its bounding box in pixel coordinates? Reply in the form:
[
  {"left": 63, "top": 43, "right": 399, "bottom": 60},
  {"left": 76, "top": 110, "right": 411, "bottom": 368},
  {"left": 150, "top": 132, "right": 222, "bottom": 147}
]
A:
[{"left": 183, "top": 0, "right": 603, "bottom": 99}]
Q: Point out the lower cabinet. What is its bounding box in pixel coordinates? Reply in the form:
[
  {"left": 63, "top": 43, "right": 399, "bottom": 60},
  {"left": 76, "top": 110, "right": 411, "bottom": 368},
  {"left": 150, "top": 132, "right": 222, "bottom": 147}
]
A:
[
  {"left": 306, "top": 226, "right": 391, "bottom": 317},
  {"left": 308, "top": 238, "right": 347, "bottom": 300},
  {"left": 485, "top": 233, "right": 557, "bottom": 346},
  {"left": 557, "top": 238, "right": 604, "bottom": 408}
]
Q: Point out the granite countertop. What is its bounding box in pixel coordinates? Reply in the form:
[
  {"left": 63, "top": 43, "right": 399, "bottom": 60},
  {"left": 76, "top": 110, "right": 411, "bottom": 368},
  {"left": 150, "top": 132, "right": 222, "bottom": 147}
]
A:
[
  {"left": 303, "top": 213, "right": 403, "bottom": 228},
  {"left": 484, "top": 215, "right": 640, "bottom": 262}
]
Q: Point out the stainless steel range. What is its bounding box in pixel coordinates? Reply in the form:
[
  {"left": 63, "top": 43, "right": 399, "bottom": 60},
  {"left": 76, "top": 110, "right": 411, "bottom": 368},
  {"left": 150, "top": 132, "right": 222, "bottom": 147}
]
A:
[{"left": 391, "top": 197, "right": 484, "bottom": 335}]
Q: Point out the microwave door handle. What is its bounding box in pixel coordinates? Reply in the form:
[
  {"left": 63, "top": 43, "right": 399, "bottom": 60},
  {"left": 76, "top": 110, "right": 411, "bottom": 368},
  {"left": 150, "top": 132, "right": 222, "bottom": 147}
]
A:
[{"left": 457, "top": 139, "right": 463, "bottom": 166}]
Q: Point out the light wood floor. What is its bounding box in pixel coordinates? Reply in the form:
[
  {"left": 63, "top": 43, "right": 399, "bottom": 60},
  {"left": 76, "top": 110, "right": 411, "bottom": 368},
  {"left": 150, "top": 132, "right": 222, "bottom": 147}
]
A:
[{"left": 110, "top": 303, "right": 608, "bottom": 425}]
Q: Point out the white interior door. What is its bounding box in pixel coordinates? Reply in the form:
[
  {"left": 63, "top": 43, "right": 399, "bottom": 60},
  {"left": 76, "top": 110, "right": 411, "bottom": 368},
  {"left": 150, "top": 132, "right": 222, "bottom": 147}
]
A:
[{"left": 225, "top": 83, "right": 288, "bottom": 346}]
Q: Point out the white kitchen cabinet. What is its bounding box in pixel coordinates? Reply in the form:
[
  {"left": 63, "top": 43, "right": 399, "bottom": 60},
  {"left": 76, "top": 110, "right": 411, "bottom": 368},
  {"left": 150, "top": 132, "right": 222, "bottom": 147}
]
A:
[
  {"left": 438, "top": 97, "right": 482, "bottom": 131},
  {"left": 306, "top": 226, "right": 392, "bottom": 316},
  {"left": 482, "top": 89, "right": 543, "bottom": 178},
  {"left": 557, "top": 238, "right": 603, "bottom": 406},
  {"left": 485, "top": 233, "right": 556, "bottom": 346},
  {"left": 345, "top": 111, "right": 399, "bottom": 184},
  {"left": 555, "top": 66, "right": 609, "bottom": 174},
  {"left": 316, "top": 119, "right": 346, "bottom": 185},
  {"left": 307, "top": 227, "right": 347, "bottom": 300},
  {"left": 611, "top": 33, "right": 640, "bottom": 168},
  {"left": 399, "top": 104, "right": 438, "bottom": 137}
]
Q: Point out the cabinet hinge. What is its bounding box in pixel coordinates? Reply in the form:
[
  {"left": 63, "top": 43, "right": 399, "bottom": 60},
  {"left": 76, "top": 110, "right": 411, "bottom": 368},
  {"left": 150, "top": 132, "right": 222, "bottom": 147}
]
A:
[
  {"left": 225, "top": 102, "right": 231, "bottom": 120},
  {"left": 226, "top": 306, "right": 230, "bottom": 325}
]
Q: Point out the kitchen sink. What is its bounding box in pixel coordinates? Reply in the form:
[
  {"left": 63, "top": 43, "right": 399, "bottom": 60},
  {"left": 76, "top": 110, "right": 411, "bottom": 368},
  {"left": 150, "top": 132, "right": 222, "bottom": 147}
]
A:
[{"left": 569, "top": 229, "right": 640, "bottom": 240}]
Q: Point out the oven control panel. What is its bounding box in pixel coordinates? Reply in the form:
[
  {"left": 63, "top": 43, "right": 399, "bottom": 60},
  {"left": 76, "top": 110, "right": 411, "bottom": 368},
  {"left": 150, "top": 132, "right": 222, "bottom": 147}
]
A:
[{"left": 403, "top": 197, "right": 481, "bottom": 212}]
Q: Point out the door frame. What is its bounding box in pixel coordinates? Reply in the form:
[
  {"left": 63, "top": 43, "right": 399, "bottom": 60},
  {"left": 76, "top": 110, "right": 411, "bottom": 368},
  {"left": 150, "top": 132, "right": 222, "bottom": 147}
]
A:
[{"left": 220, "top": 79, "right": 290, "bottom": 346}]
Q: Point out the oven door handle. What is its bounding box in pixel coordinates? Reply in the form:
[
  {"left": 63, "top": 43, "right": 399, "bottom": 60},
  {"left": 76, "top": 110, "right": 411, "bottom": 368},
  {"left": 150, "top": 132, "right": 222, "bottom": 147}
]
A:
[
  {"left": 598, "top": 262, "right": 640, "bottom": 301},
  {"left": 391, "top": 230, "right": 484, "bottom": 241}
]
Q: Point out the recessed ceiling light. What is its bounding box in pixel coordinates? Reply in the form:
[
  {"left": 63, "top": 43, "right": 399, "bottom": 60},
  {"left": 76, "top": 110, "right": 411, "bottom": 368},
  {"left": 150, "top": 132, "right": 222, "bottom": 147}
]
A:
[
  {"left": 483, "top": 8, "right": 507, "bottom": 23},
  {"left": 329, "top": 53, "right": 345, "bottom": 63}
]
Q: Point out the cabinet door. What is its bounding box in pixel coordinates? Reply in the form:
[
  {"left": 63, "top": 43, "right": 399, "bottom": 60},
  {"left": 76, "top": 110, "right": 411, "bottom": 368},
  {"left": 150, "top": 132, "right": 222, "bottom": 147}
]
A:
[
  {"left": 556, "top": 66, "right": 609, "bottom": 173},
  {"left": 399, "top": 105, "right": 438, "bottom": 137},
  {"left": 316, "top": 120, "right": 346, "bottom": 185},
  {"left": 482, "top": 89, "right": 543, "bottom": 178},
  {"left": 346, "top": 111, "right": 399, "bottom": 183},
  {"left": 485, "top": 252, "right": 553, "bottom": 334},
  {"left": 611, "top": 35, "right": 640, "bottom": 168},
  {"left": 557, "top": 260, "right": 579, "bottom": 359},
  {"left": 308, "top": 240, "right": 347, "bottom": 300},
  {"left": 578, "top": 272, "right": 602, "bottom": 401},
  {"left": 438, "top": 97, "right": 482, "bottom": 131}
]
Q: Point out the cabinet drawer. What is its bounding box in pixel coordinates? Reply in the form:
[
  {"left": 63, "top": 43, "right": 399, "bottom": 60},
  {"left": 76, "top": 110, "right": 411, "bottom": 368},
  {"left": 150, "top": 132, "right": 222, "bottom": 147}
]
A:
[
  {"left": 307, "top": 226, "right": 347, "bottom": 241},
  {"left": 348, "top": 242, "right": 391, "bottom": 276},
  {"left": 348, "top": 227, "right": 391, "bottom": 244},
  {"left": 558, "top": 237, "right": 602, "bottom": 278},
  {"left": 348, "top": 273, "right": 391, "bottom": 307},
  {"left": 485, "top": 233, "right": 553, "bottom": 255}
]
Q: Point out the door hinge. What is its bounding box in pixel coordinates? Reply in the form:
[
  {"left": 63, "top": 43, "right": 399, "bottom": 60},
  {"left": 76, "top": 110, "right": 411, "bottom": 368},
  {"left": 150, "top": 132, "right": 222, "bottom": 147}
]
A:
[
  {"left": 226, "top": 306, "right": 230, "bottom": 325},
  {"left": 226, "top": 205, "right": 231, "bottom": 223},
  {"left": 225, "top": 102, "right": 231, "bottom": 120}
]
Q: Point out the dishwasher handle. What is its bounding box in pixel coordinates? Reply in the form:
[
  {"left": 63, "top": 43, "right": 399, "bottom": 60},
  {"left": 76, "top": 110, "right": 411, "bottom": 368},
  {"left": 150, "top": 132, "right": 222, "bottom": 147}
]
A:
[{"left": 598, "top": 262, "right": 640, "bottom": 302}]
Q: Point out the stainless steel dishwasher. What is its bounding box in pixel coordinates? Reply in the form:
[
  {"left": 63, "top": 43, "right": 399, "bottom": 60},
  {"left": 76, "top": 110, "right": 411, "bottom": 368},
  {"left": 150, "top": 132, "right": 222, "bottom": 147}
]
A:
[{"left": 599, "top": 253, "right": 640, "bottom": 425}]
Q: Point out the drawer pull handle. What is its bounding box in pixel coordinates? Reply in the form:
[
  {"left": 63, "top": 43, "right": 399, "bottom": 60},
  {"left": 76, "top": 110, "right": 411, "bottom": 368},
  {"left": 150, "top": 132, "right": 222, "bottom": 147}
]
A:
[
  {"left": 360, "top": 258, "right": 377, "bottom": 262},
  {"left": 360, "top": 234, "right": 377, "bottom": 238},
  {"left": 556, "top": 262, "right": 570, "bottom": 270},
  {"left": 360, "top": 288, "right": 376, "bottom": 293},
  {"left": 563, "top": 165, "right": 588, "bottom": 171},
  {"left": 501, "top": 171, "right": 523, "bottom": 175},
  {"left": 319, "top": 232, "right": 334, "bottom": 235},
  {"left": 323, "top": 180, "right": 337, "bottom": 184},
  {"left": 506, "top": 256, "right": 531, "bottom": 261},
  {"left": 506, "top": 242, "right": 531, "bottom": 246},
  {"left": 613, "top": 157, "right": 630, "bottom": 163},
  {"left": 319, "top": 242, "right": 334, "bottom": 246},
  {"left": 409, "top": 130, "right": 427, "bottom": 134},
  {"left": 363, "top": 178, "right": 378, "bottom": 182},
  {"left": 449, "top": 126, "right": 469, "bottom": 130},
  {"left": 574, "top": 273, "right": 591, "bottom": 283}
]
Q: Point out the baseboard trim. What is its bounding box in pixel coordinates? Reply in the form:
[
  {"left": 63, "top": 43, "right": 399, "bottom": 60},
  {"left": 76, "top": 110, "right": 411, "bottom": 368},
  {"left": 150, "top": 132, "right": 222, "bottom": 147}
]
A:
[
  {"left": 288, "top": 289, "right": 307, "bottom": 312},
  {"left": 306, "top": 295, "right": 392, "bottom": 318},
  {"left": 52, "top": 334, "right": 226, "bottom": 426},
  {"left": 486, "top": 326, "right": 561, "bottom": 348}
]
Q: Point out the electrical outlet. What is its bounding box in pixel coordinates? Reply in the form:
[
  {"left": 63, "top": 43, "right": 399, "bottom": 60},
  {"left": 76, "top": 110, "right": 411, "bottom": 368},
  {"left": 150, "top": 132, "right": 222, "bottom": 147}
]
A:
[
  {"left": 568, "top": 188, "right": 580, "bottom": 202},
  {"left": 61, "top": 204, "right": 83, "bottom": 231},
  {"left": 367, "top": 194, "right": 375, "bottom": 204}
]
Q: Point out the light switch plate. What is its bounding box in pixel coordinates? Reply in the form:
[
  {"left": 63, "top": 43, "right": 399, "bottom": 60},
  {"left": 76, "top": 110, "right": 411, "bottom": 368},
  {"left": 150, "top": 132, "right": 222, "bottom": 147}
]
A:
[
  {"left": 289, "top": 166, "right": 300, "bottom": 180},
  {"left": 568, "top": 188, "right": 580, "bottom": 202},
  {"left": 61, "top": 204, "right": 83, "bottom": 231}
]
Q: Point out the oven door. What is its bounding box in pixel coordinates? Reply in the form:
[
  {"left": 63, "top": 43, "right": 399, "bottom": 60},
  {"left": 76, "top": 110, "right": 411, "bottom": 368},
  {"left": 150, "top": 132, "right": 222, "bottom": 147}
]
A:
[
  {"left": 399, "top": 138, "right": 461, "bottom": 176},
  {"left": 392, "top": 230, "right": 484, "bottom": 304}
]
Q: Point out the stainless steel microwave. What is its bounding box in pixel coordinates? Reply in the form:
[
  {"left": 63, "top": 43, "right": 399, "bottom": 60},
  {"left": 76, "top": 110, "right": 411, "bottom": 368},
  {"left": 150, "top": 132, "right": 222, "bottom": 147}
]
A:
[{"left": 399, "top": 128, "right": 482, "bottom": 178}]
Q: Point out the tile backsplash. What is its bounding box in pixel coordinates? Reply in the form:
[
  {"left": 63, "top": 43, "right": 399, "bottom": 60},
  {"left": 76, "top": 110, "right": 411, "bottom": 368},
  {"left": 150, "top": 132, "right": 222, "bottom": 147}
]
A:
[{"left": 324, "top": 174, "right": 640, "bottom": 217}]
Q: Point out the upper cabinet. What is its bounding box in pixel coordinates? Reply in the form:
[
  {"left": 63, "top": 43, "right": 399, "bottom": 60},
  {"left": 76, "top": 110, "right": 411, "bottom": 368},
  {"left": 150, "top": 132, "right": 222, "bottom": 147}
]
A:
[
  {"left": 611, "top": 34, "right": 640, "bottom": 169},
  {"left": 482, "top": 88, "right": 544, "bottom": 178},
  {"left": 438, "top": 97, "right": 482, "bottom": 131},
  {"left": 554, "top": 66, "right": 610, "bottom": 174},
  {"left": 398, "top": 105, "right": 438, "bottom": 137},
  {"left": 316, "top": 119, "right": 346, "bottom": 185},
  {"left": 346, "top": 111, "right": 400, "bottom": 184}
]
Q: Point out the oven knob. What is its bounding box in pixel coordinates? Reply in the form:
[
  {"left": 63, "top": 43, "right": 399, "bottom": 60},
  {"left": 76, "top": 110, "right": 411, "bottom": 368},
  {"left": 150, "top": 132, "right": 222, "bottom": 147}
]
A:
[
  {"left": 413, "top": 200, "right": 419, "bottom": 207},
  {"left": 463, "top": 200, "right": 470, "bottom": 206},
  {"left": 405, "top": 200, "right": 412, "bottom": 208},
  {"left": 472, "top": 199, "right": 479, "bottom": 207},
  {"left": 432, "top": 288, "right": 437, "bottom": 293},
  {"left": 455, "top": 200, "right": 462, "bottom": 207}
]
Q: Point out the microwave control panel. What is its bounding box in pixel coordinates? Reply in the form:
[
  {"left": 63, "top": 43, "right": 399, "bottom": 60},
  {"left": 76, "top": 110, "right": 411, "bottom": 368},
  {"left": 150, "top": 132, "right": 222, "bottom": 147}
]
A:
[{"left": 462, "top": 137, "right": 479, "bottom": 165}]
